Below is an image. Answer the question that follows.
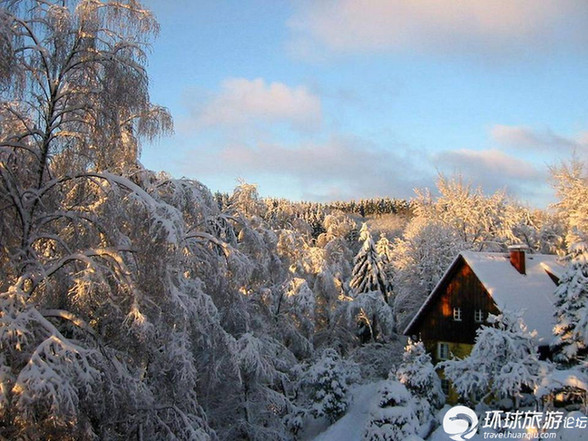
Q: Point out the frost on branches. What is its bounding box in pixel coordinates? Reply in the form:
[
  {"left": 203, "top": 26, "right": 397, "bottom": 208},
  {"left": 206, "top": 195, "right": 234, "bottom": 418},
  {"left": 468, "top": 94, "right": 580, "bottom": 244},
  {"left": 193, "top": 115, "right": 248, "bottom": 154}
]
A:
[
  {"left": 551, "top": 241, "right": 588, "bottom": 365},
  {"left": 442, "top": 312, "right": 540, "bottom": 408},
  {"left": 362, "top": 380, "right": 421, "bottom": 441},
  {"left": 413, "top": 175, "right": 535, "bottom": 250}
]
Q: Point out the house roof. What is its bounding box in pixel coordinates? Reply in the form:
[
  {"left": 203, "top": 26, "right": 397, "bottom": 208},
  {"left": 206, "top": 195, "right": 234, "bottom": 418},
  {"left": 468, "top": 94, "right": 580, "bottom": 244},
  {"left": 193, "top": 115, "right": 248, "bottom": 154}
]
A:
[{"left": 404, "top": 251, "right": 564, "bottom": 345}]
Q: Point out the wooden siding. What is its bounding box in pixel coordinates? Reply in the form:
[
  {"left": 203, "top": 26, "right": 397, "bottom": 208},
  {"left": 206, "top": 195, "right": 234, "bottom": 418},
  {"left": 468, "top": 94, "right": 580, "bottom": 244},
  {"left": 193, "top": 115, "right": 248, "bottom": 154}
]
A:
[{"left": 410, "top": 256, "right": 500, "bottom": 345}]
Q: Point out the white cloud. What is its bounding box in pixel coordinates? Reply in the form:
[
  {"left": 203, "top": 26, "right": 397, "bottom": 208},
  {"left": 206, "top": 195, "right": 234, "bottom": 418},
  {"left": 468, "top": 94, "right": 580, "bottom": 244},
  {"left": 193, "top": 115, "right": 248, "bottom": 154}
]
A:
[
  {"left": 289, "top": 0, "right": 588, "bottom": 58},
  {"left": 192, "top": 78, "right": 322, "bottom": 132},
  {"left": 491, "top": 124, "right": 588, "bottom": 153}
]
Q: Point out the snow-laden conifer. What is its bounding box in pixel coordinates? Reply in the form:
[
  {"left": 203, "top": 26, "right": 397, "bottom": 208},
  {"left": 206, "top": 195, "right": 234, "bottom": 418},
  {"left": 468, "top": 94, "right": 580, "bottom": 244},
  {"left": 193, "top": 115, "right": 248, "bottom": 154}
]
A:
[{"left": 350, "top": 224, "right": 389, "bottom": 299}]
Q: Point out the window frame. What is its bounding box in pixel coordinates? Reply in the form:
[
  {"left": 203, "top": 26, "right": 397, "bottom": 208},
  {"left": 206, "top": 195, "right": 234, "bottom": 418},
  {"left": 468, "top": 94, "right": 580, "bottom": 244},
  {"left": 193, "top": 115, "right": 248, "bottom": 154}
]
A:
[
  {"left": 474, "top": 309, "right": 484, "bottom": 323},
  {"left": 453, "top": 307, "right": 462, "bottom": 321},
  {"left": 438, "top": 342, "right": 450, "bottom": 360}
]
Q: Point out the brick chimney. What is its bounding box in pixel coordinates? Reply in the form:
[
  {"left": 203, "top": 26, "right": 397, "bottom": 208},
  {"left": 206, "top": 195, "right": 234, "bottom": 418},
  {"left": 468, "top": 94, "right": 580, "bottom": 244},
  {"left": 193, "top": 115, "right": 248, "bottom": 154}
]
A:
[{"left": 508, "top": 245, "right": 527, "bottom": 275}]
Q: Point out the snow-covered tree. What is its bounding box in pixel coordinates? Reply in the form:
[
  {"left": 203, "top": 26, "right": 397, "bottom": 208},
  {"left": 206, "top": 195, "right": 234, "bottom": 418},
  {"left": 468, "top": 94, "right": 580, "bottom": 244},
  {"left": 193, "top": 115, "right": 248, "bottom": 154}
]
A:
[
  {"left": 0, "top": 170, "right": 228, "bottom": 440},
  {"left": 228, "top": 333, "right": 293, "bottom": 441},
  {"left": 347, "top": 291, "right": 395, "bottom": 343},
  {"left": 414, "top": 174, "right": 534, "bottom": 251},
  {"left": 396, "top": 339, "right": 444, "bottom": 419},
  {"left": 0, "top": 0, "right": 171, "bottom": 181},
  {"left": 550, "top": 158, "right": 588, "bottom": 247},
  {"left": 299, "top": 349, "right": 359, "bottom": 422},
  {"left": 392, "top": 217, "right": 465, "bottom": 328},
  {"left": 442, "top": 312, "right": 540, "bottom": 408},
  {"left": 362, "top": 380, "right": 420, "bottom": 441},
  {"left": 229, "top": 180, "right": 266, "bottom": 220},
  {"left": 551, "top": 241, "right": 588, "bottom": 364},
  {"left": 282, "top": 278, "right": 315, "bottom": 343},
  {"left": 318, "top": 212, "right": 356, "bottom": 247},
  {"left": 350, "top": 223, "right": 389, "bottom": 300},
  {"left": 0, "top": 2, "right": 239, "bottom": 438},
  {"left": 376, "top": 233, "right": 396, "bottom": 308},
  {"left": 376, "top": 233, "right": 393, "bottom": 263}
]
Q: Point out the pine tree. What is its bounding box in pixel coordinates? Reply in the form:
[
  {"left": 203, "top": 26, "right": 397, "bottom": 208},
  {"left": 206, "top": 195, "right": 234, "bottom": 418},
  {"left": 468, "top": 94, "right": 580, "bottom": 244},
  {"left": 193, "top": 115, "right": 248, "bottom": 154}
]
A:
[
  {"left": 551, "top": 241, "right": 588, "bottom": 364},
  {"left": 350, "top": 224, "right": 389, "bottom": 300},
  {"left": 376, "top": 233, "right": 395, "bottom": 298},
  {"left": 376, "top": 234, "right": 393, "bottom": 267},
  {"left": 349, "top": 224, "right": 394, "bottom": 341}
]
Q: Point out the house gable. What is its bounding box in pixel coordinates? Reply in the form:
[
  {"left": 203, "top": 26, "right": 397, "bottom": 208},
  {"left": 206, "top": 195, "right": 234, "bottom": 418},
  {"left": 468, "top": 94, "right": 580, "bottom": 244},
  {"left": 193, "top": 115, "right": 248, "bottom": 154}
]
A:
[{"left": 404, "top": 255, "right": 500, "bottom": 344}]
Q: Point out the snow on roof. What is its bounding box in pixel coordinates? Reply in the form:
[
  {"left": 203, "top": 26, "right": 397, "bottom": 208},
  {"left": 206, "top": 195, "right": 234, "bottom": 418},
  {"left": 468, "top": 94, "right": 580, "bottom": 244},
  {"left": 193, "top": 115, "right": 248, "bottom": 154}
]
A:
[{"left": 460, "top": 251, "right": 564, "bottom": 345}]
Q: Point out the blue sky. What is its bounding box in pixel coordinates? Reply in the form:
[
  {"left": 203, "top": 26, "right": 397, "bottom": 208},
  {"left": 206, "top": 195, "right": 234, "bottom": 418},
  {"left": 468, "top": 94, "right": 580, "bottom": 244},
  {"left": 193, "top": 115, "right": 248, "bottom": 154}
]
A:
[{"left": 140, "top": 0, "right": 588, "bottom": 207}]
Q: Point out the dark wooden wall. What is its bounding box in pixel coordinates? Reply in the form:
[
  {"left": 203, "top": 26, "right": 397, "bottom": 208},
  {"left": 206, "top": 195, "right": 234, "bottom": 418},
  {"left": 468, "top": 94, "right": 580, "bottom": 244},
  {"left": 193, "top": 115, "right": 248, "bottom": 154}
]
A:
[{"left": 414, "top": 257, "right": 500, "bottom": 344}]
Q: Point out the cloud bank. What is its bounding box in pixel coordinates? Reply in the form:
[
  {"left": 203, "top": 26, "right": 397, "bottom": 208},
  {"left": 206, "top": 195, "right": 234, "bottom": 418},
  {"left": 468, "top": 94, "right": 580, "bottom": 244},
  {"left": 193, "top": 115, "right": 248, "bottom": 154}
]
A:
[
  {"left": 433, "top": 148, "right": 547, "bottom": 199},
  {"left": 183, "top": 136, "right": 433, "bottom": 201},
  {"left": 491, "top": 125, "right": 588, "bottom": 153},
  {"left": 289, "top": 0, "right": 588, "bottom": 58}
]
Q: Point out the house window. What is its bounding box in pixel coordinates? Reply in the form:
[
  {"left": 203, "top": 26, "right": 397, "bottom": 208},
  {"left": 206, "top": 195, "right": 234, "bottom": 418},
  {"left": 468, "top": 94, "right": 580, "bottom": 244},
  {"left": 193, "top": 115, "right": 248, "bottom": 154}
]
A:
[
  {"left": 438, "top": 342, "right": 450, "bottom": 360},
  {"left": 453, "top": 307, "right": 462, "bottom": 321},
  {"left": 475, "top": 309, "right": 484, "bottom": 323},
  {"left": 441, "top": 379, "right": 451, "bottom": 395}
]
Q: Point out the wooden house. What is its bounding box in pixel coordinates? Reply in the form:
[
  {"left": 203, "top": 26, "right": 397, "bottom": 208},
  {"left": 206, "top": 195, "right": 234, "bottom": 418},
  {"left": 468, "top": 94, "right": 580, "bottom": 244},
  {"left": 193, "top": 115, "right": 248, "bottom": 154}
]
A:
[{"left": 403, "top": 246, "right": 564, "bottom": 402}]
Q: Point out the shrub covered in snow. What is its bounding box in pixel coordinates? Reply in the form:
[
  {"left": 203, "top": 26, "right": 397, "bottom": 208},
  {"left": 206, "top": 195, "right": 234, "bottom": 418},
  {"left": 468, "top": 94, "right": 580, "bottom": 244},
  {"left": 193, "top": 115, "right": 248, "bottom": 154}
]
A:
[
  {"left": 362, "top": 380, "right": 419, "bottom": 441},
  {"left": 300, "top": 349, "right": 359, "bottom": 422}
]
